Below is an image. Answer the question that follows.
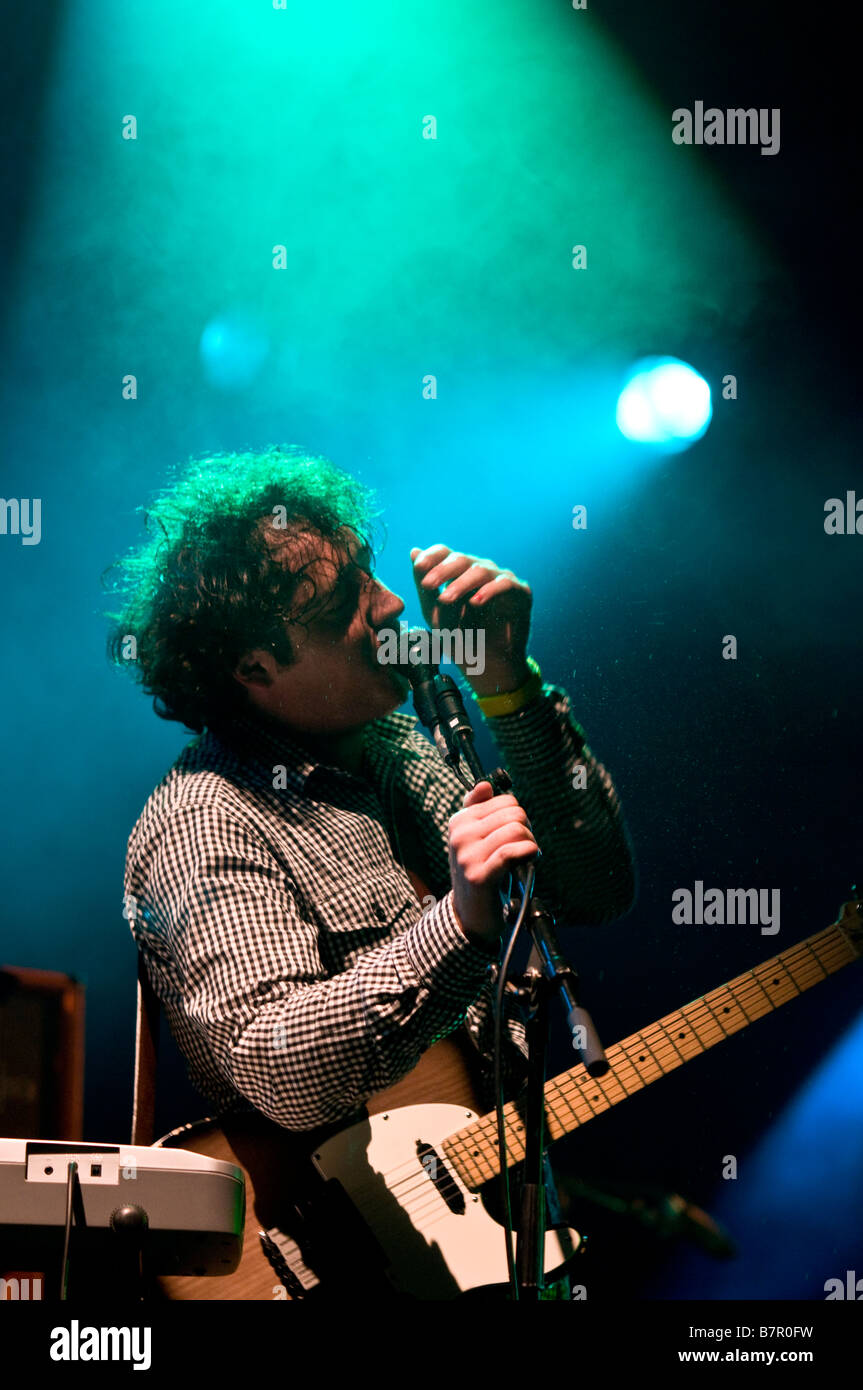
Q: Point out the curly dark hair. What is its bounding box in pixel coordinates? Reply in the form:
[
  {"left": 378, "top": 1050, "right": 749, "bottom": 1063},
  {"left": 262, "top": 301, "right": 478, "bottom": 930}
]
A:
[{"left": 105, "top": 445, "right": 381, "bottom": 732}]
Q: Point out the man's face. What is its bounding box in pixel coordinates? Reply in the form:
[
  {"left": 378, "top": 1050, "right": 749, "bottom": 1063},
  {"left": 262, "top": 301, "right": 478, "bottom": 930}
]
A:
[{"left": 234, "top": 524, "right": 410, "bottom": 734}]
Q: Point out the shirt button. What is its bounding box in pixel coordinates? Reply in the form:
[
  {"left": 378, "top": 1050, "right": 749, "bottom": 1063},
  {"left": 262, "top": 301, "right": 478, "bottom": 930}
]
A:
[{"left": 373, "top": 903, "right": 386, "bottom": 921}]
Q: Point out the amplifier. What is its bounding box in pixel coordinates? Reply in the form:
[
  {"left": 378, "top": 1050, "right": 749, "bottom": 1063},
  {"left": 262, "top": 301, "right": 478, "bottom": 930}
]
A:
[{"left": 0, "top": 966, "right": 85, "bottom": 1139}]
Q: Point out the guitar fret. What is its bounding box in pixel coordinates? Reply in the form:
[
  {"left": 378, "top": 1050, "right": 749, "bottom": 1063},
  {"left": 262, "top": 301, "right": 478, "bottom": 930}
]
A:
[
  {"left": 801, "top": 939, "right": 833, "bottom": 980},
  {"left": 708, "top": 980, "right": 754, "bottom": 1029},
  {"left": 571, "top": 1063, "right": 630, "bottom": 1110},
  {"left": 652, "top": 1019, "right": 692, "bottom": 1066},
  {"left": 825, "top": 940, "right": 856, "bottom": 971},
  {"left": 601, "top": 1043, "right": 649, "bottom": 1096},
  {"left": 441, "top": 922, "right": 859, "bottom": 1190},
  {"left": 752, "top": 955, "right": 800, "bottom": 1002},
  {"left": 544, "top": 1077, "right": 586, "bottom": 1137},
  {"left": 645, "top": 1026, "right": 686, "bottom": 1063},
  {"left": 684, "top": 1000, "right": 727, "bottom": 1048},
  {"left": 618, "top": 1032, "right": 669, "bottom": 1083},
  {"left": 699, "top": 991, "right": 732, "bottom": 1042},
  {"left": 546, "top": 1074, "right": 606, "bottom": 1136},
  {"left": 741, "top": 969, "right": 775, "bottom": 1016},
  {"left": 655, "top": 1011, "right": 706, "bottom": 1063}
]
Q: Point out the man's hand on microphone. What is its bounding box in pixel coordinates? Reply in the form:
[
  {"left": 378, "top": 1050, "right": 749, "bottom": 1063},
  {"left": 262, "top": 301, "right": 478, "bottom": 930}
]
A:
[
  {"left": 448, "top": 781, "right": 538, "bottom": 950},
  {"left": 409, "top": 543, "right": 532, "bottom": 697}
]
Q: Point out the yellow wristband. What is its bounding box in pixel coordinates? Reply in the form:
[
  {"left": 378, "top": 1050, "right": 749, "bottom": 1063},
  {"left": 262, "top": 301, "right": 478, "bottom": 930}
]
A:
[{"left": 474, "top": 657, "right": 543, "bottom": 718}]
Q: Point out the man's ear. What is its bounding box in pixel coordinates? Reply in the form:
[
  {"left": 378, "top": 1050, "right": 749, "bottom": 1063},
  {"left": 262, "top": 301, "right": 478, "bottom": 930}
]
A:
[{"left": 232, "top": 649, "right": 276, "bottom": 689}]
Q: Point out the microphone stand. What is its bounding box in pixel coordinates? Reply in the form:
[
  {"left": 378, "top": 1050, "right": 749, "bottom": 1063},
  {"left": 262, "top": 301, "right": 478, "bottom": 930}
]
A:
[{"left": 402, "top": 641, "right": 609, "bottom": 1299}]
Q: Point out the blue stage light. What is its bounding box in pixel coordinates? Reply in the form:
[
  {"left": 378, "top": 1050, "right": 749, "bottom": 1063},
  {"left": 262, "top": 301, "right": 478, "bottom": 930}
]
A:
[
  {"left": 199, "top": 313, "right": 269, "bottom": 390},
  {"left": 616, "top": 357, "right": 712, "bottom": 448}
]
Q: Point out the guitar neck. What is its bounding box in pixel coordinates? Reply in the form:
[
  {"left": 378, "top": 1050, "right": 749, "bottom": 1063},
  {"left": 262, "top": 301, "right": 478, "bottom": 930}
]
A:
[{"left": 443, "top": 918, "right": 860, "bottom": 1189}]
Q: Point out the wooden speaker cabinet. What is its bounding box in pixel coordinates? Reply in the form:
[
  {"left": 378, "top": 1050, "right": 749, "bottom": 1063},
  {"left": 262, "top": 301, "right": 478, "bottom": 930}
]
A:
[{"left": 0, "top": 966, "right": 85, "bottom": 1139}]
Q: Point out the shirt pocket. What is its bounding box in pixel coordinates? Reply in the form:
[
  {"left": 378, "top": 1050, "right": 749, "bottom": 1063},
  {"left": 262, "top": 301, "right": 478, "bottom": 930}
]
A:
[{"left": 312, "top": 869, "right": 421, "bottom": 946}]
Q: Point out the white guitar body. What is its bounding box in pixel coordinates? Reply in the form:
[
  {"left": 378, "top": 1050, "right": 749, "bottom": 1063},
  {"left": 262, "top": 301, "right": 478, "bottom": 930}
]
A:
[{"left": 311, "top": 1103, "right": 580, "bottom": 1299}]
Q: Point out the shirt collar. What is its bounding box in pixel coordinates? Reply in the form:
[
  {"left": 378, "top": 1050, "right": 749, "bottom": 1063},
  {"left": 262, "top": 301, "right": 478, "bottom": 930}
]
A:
[{"left": 206, "top": 707, "right": 423, "bottom": 793}]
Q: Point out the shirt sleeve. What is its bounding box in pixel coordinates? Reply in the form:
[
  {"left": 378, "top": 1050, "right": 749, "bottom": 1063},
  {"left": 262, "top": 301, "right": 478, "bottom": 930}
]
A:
[
  {"left": 480, "top": 680, "right": 638, "bottom": 925},
  {"left": 130, "top": 802, "right": 497, "bottom": 1131}
]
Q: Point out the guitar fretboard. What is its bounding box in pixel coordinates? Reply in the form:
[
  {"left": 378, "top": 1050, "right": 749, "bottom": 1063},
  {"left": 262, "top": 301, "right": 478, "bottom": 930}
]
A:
[{"left": 442, "top": 920, "right": 858, "bottom": 1189}]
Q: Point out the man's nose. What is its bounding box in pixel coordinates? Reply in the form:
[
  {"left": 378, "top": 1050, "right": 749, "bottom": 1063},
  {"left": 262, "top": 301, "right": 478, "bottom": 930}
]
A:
[{"left": 369, "top": 578, "right": 405, "bottom": 626}]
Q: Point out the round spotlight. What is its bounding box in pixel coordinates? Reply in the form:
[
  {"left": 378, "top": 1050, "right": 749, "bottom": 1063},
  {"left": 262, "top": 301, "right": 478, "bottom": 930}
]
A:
[
  {"left": 616, "top": 357, "right": 712, "bottom": 448},
  {"left": 200, "top": 313, "right": 269, "bottom": 390}
]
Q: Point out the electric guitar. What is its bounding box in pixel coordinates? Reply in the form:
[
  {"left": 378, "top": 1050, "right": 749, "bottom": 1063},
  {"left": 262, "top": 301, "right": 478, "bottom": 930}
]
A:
[{"left": 153, "top": 892, "right": 861, "bottom": 1300}]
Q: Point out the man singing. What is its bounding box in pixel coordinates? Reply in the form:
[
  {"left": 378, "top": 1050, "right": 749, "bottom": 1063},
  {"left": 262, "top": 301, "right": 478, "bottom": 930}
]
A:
[{"left": 109, "top": 443, "right": 637, "bottom": 1295}]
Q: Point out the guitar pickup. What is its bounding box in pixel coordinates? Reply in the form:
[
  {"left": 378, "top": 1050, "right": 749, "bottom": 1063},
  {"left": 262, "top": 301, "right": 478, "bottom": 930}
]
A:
[{"left": 416, "top": 1142, "right": 465, "bottom": 1214}]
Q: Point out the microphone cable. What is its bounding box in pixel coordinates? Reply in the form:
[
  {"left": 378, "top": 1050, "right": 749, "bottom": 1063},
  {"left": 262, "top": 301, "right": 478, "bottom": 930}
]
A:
[{"left": 493, "top": 860, "right": 536, "bottom": 1301}]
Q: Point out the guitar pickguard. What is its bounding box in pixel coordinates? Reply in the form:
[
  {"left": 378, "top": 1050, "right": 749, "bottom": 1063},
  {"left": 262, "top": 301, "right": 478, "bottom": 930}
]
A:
[{"left": 311, "top": 1103, "right": 579, "bottom": 1299}]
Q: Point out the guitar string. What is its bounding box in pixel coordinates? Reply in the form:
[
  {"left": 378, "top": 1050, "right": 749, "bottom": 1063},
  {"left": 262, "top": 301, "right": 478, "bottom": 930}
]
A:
[
  {"left": 444, "top": 930, "right": 851, "bottom": 1177},
  {"left": 344, "top": 963, "right": 845, "bottom": 1230},
  {"left": 397, "top": 930, "right": 849, "bottom": 1185},
  {"left": 385, "top": 932, "right": 850, "bottom": 1195},
  {"left": 543, "top": 936, "right": 848, "bottom": 1129},
  {"left": 369, "top": 1011, "right": 848, "bottom": 1226},
  {"left": 373, "top": 933, "right": 852, "bottom": 1212},
  {"left": 389, "top": 956, "right": 839, "bottom": 1206},
  {"left": 448, "top": 968, "right": 851, "bottom": 1185},
  {"left": 534, "top": 931, "right": 850, "bottom": 1132}
]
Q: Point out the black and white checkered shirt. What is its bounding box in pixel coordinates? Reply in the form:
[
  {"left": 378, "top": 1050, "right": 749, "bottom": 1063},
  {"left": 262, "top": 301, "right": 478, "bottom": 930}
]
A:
[{"left": 124, "top": 678, "right": 636, "bottom": 1138}]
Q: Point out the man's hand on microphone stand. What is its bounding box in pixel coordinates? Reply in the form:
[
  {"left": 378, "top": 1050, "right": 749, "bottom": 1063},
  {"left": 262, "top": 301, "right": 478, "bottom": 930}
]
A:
[
  {"left": 447, "top": 779, "right": 539, "bottom": 951},
  {"left": 409, "top": 544, "right": 533, "bottom": 697}
]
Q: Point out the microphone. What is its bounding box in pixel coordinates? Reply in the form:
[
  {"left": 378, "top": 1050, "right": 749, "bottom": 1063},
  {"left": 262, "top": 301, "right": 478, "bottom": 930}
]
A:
[
  {"left": 389, "top": 627, "right": 485, "bottom": 777},
  {"left": 389, "top": 627, "right": 441, "bottom": 736}
]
